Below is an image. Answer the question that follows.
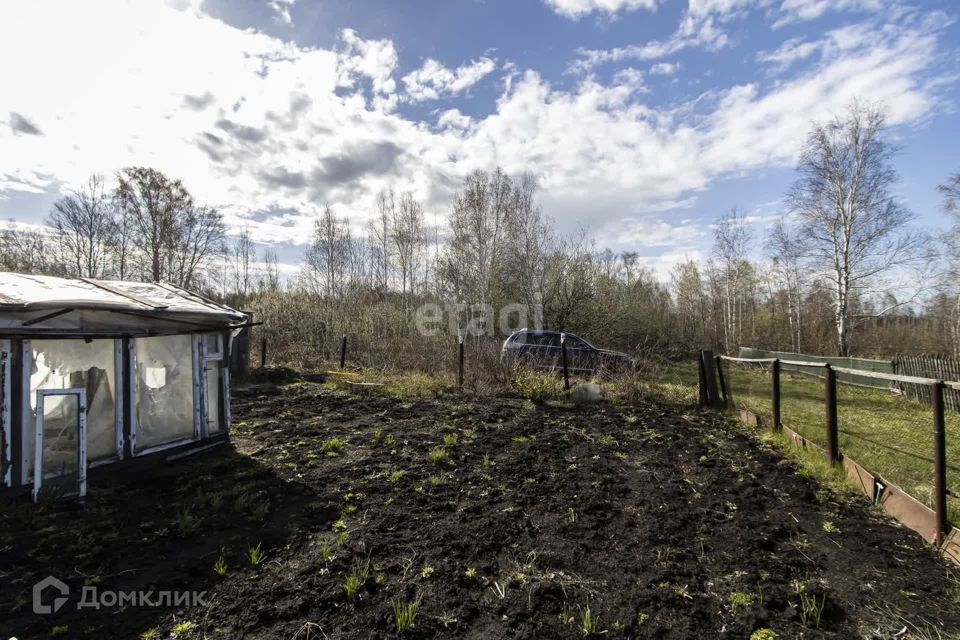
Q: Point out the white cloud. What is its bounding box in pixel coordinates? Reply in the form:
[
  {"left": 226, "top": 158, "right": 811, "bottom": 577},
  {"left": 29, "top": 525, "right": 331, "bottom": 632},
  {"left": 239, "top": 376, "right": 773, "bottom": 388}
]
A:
[
  {"left": 650, "top": 62, "right": 680, "bottom": 75},
  {"left": 0, "top": 0, "right": 949, "bottom": 262},
  {"left": 598, "top": 217, "right": 703, "bottom": 247},
  {"left": 267, "top": 0, "right": 297, "bottom": 26},
  {"left": 543, "top": 0, "right": 657, "bottom": 20},
  {"left": 403, "top": 57, "right": 496, "bottom": 102},
  {"left": 436, "top": 109, "right": 472, "bottom": 130},
  {"left": 773, "top": 0, "right": 884, "bottom": 28},
  {"left": 336, "top": 28, "right": 398, "bottom": 99}
]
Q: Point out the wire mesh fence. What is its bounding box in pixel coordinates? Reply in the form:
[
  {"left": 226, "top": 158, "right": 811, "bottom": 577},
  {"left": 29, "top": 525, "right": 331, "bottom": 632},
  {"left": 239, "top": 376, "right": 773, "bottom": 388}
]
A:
[{"left": 711, "top": 354, "right": 958, "bottom": 532}]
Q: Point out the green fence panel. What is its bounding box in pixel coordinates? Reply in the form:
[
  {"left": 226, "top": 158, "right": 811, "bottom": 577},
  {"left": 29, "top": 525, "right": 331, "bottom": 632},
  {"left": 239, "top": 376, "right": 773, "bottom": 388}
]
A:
[{"left": 737, "top": 347, "right": 895, "bottom": 390}]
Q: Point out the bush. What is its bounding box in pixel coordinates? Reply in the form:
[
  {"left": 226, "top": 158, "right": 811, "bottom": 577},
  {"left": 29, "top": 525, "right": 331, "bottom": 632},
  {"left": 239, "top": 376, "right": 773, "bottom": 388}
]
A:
[{"left": 513, "top": 370, "right": 565, "bottom": 404}]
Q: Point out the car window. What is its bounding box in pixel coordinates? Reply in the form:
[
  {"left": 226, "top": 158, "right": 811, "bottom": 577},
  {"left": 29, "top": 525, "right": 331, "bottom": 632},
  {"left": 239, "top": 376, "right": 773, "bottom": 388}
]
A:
[
  {"left": 527, "top": 333, "right": 560, "bottom": 347},
  {"left": 563, "top": 335, "right": 589, "bottom": 349}
]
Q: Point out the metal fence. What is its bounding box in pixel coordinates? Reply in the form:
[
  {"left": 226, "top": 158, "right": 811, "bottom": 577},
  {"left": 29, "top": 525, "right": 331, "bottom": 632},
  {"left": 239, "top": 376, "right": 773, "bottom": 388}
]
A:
[
  {"left": 698, "top": 350, "right": 956, "bottom": 553},
  {"left": 895, "top": 355, "right": 960, "bottom": 411}
]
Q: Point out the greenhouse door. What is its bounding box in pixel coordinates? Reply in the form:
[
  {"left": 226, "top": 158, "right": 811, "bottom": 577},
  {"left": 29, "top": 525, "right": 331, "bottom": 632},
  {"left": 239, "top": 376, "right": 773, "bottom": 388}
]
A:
[{"left": 32, "top": 388, "right": 87, "bottom": 501}]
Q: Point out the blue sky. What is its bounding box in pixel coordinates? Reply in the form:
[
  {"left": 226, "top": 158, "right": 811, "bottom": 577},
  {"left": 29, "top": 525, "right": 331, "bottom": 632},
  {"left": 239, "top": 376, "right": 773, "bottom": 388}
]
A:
[{"left": 2, "top": 0, "right": 959, "bottom": 277}]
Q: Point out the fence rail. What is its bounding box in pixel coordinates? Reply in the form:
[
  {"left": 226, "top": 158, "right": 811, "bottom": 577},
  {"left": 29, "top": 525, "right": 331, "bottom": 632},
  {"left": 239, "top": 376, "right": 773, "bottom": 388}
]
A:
[{"left": 703, "top": 352, "right": 953, "bottom": 551}]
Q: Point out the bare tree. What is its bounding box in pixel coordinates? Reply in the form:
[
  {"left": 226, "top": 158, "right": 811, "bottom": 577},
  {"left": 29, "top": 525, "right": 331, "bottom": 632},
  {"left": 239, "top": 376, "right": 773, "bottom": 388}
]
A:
[
  {"left": 170, "top": 204, "right": 225, "bottom": 289},
  {"left": 232, "top": 227, "right": 256, "bottom": 304},
  {"left": 939, "top": 173, "right": 960, "bottom": 213},
  {"left": 938, "top": 172, "right": 960, "bottom": 355},
  {"left": 439, "top": 169, "right": 512, "bottom": 305},
  {"left": 391, "top": 191, "right": 424, "bottom": 299},
  {"left": 261, "top": 248, "right": 282, "bottom": 292},
  {"left": 369, "top": 189, "right": 394, "bottom": 292},
  {"left": 303, "top": 205, "right": 350, "bottom": 298},
  {"left": 0, "top": 223, "right": 62, "bottom": 275},
  {"left": 788, "top": 102, "right": 927, "bottom": 355},
  {"left": 46, "top": 174, "right": 116, "bottom": 278},
  {"left": 712, "top": 208, "right": 753, "bottom": 354},
  {"left": 115, "top": 167, "right": 193, "bottom": 282},
  {"left": 766, "top": 217, "right": 807, "bottom": 352}
]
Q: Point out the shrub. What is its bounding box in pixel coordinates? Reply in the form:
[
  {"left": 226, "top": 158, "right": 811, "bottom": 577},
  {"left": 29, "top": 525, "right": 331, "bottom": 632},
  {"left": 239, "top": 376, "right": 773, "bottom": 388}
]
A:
[{"left": 513, "top": 370, "right": 564, "bottom": 403}]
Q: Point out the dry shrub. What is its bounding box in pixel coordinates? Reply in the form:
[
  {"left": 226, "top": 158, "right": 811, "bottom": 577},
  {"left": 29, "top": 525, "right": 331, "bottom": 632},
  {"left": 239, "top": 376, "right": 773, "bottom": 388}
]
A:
[{"left": 513, "top": 369, "right": 565, "bottom": 403}]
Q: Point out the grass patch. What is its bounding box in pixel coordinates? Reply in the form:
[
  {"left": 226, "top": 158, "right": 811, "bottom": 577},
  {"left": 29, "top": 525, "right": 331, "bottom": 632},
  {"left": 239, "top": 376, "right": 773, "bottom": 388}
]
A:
[{"left": 513, "top": 370, "right": 565, "bottom": 404}]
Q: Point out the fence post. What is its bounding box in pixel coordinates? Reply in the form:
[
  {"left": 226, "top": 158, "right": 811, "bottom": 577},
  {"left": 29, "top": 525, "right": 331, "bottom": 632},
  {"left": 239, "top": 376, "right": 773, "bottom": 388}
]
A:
[
  {"left": 932, "top": 380, "right": 949, "bottom": 545},
  {"left": 701, "top": 350, "right": 720, "bottom": 408},
  {"left": 339, "top": 334, "right": 347, "bottom": 370},
  {"left": 457, "top": 335, "right": 464, "bottom": 388},
  {"left": 561, "top": 333, "right": 570, "bottom": 390},
  {"left": 260, "top": 337, "right": 267, "bottom": 368},
  {"left": 715, "top": 355, "right": 728, "bottom": 409},
  {"left": 771, "top": 358, "right": 781, "bottom": 430},
  {"left": 698, "top": 351, "right": 707, "bottom": 408},
  {"left": 824, "top": 363, "right": 839, "bottom": 466}
]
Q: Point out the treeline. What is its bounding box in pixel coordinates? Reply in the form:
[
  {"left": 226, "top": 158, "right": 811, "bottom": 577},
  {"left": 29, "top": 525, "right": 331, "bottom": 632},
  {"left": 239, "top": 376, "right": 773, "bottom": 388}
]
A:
[{"left": 4, "top": 102, "right": 960, "bottom": 368}]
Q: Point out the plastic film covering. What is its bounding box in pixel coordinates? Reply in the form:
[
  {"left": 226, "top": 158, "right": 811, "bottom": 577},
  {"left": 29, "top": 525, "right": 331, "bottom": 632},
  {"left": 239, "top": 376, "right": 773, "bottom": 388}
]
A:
[
  {"left": 135, "top": 335, "right": 196, "bottom": 450},
  {"left": 27, "top": 339, "right": 117, "bottom": 476}
]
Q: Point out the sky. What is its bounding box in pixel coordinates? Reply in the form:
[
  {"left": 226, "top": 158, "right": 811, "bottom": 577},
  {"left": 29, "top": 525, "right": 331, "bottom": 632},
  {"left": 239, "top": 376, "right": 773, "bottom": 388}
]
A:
[{"left": 1, "top": 0, "right": 959, "bottom": 279}]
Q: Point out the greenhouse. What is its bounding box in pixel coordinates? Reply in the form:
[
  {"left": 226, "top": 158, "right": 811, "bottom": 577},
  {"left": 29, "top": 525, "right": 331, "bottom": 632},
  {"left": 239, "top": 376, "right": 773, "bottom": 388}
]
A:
[{"left": 0, "top": 272, "right": 247, "bottom": 499}]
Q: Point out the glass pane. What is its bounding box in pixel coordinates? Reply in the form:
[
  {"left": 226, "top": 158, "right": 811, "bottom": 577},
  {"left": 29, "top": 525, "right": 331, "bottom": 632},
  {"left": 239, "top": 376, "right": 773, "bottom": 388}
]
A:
[
  {"left": 205, "top": 361, "right": 222, "bottom": 434},
  {"left": 40, "top": 394, "right": 79, "bottom": 481},
  {"left": 29, "top": 339, "right": 117, "bottom": 474},
  {"left": 203, "top": 333, "right": 222, "bottom": 356},
  {"left": 135, "top": 335, "right": 196, "bottom": 450}
]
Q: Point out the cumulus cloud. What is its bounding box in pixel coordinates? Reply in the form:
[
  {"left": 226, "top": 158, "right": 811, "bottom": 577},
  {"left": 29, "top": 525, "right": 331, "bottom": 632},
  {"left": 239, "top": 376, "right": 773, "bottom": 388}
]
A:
[
  {"left": 543, "top": 0, "right": 657, "bottom": 19},
  {"left": 336, "top": 29, "right": 399, "bottom": 100},
  {"left": 403, "top": 57, "right": 497, "bottom": 102},
  {"left": 0, "top": 0, "right": 949, "bottom": 255}
]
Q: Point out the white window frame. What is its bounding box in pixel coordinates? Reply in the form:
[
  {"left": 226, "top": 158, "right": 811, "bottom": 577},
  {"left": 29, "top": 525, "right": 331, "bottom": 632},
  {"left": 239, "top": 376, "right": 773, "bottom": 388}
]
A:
[
  {"left": 198, "top": 333, "right": 226, "bottom": 438},
  {"left": 32, "top": 387, "right": 87, "bottom": 501},
  {"left": 19, "top": 339, "right": 31, "bottom": 485}
]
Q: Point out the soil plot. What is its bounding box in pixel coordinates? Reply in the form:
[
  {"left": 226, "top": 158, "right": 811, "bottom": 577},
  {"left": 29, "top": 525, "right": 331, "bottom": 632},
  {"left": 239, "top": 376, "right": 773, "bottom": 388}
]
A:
[{"left": 2, "top": 382, "right": 959, "bottom": 639}]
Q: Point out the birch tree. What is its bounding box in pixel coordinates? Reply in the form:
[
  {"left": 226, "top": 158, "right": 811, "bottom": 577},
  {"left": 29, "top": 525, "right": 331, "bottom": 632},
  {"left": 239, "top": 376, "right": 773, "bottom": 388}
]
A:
[
  {"left": 766, "top": 218, "right": 807, "bottom": 352},
  {"left": 788, "top": 102, "right": 926, "bottom": 356}
]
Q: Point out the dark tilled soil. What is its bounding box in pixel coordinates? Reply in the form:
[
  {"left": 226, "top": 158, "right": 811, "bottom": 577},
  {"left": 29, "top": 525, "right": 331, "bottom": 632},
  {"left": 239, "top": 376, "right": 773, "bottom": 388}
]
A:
[{"left": 2, "top": 382, "right": 959, "bottom": 639}]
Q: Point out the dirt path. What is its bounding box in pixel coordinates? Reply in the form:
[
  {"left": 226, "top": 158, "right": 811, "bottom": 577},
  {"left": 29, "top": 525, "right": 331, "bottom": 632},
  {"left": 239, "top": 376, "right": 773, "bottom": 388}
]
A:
[{"left": 2, "top": 382, "right": 958, "bottom": 639}]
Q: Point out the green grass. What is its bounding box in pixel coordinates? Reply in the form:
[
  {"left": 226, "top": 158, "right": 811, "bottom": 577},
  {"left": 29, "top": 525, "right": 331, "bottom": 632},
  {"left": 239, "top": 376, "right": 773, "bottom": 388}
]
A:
[{"left": 713, "top": 360, "right": 960, "bottom": 523}]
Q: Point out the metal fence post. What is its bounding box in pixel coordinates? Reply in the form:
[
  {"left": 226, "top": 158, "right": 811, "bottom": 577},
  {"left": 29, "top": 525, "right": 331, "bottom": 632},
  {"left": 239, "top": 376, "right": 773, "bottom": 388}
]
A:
[
  {"left": 561, "top": 333, "right": 570, "bottom": 390},
  {"left": 340, "top": 334, "right": 347, "bottom": 370},
  {"left": 715, "top": 355, "right": 728, "bottom": 409},
  {"left": 824, "top": 363, "right": 839, "bottom": 465},
  {"left": 457, "top": 335, "right": 464, "bottom": 388},
  {"left": 772, "top": 358, "right": 781, "bottom": 430},
  {"left": 932, "top": 380, "right": 949, "bottom": 545}
]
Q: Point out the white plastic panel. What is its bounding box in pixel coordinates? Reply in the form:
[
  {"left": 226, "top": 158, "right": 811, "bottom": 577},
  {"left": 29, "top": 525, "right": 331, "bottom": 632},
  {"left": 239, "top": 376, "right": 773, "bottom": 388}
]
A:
[
  {"left": 28, "top": 339, "right": 119, "bottom": 472},
  {"left": 134, "top": 334, "right": 197, "bottom": 452}
]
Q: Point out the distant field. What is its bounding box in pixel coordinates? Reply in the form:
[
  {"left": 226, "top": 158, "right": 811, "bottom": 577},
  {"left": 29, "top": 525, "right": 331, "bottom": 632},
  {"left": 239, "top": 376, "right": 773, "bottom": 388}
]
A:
[{"left": 664, "top": 358, "right": 960, "bottom": 524}]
